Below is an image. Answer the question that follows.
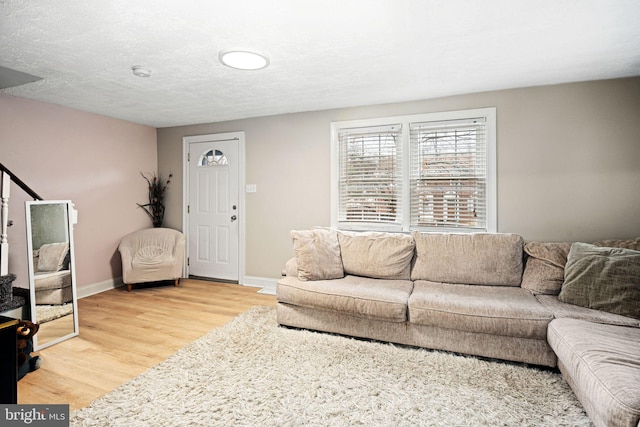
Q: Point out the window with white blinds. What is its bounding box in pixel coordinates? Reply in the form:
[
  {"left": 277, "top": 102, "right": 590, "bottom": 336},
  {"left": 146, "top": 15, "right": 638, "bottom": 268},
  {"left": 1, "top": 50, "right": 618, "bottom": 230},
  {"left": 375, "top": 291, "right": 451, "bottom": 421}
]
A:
[
  {"left": 410, "top": 118, "right": 487, "bottom": 231},
  {"left": 337, "top": 124, "right": 403, "bottom": 230},
  {"left": 331, "top": 108, "right": 496, "bottom": 233}
]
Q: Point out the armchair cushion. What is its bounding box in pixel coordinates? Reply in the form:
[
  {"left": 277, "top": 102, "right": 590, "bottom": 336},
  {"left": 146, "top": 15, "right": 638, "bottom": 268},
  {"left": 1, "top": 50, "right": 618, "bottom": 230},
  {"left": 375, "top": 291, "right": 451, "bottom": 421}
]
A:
[{"left": 37, "top": 242, "right": 69, "bottom": 272}]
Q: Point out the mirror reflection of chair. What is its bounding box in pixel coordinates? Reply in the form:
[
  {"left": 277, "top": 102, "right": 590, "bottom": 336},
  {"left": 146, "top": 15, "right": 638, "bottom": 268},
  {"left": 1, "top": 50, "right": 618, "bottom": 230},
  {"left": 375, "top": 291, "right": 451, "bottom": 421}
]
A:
[
  {"left": 26, "top": 200, "right": 79, "bottom": 351},
  {"left": 33, "top": 242, "right": 71, "bottom": 306},
  {"left": 118, "top": 228, "right": 186, "bottom": 292}
]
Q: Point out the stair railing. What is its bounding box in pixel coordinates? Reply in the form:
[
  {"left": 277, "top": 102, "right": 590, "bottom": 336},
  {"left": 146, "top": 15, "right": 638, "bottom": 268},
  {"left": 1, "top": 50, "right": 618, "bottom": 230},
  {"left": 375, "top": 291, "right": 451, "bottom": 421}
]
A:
[{"left": 0, "top": 163, "right": 42, "bottom": 276}]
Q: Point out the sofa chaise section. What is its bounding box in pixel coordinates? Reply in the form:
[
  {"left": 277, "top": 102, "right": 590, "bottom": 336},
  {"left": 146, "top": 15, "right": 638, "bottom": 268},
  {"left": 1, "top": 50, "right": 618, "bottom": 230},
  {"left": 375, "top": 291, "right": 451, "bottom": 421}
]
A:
[
  {"left": 548, "top": 318, "right": 640, "bottom": 427},
  {"left": 524, "top": 239, "right": 640, "bottom": 427}
]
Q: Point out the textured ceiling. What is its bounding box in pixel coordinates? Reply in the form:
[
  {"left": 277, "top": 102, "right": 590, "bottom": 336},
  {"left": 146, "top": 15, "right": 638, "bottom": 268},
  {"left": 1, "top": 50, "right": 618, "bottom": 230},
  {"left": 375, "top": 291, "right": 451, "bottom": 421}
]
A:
[{"left": 1, "top": 0, "right": 639, "bottom": 128}]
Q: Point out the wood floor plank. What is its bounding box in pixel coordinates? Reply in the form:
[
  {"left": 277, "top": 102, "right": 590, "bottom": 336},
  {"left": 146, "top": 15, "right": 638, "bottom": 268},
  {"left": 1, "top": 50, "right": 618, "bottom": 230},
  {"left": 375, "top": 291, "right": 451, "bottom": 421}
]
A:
[{"left": 17, "top": 279, "right": 276, "bottom": 411}]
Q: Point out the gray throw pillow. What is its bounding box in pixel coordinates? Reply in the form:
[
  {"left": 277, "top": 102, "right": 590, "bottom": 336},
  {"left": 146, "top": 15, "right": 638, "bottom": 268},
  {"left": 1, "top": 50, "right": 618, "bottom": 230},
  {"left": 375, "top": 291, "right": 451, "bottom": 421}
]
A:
[
  {"left": 558, "top": 242, "right": 640, "bottom": 320},
  {"left": 290, "top": 229, "right": 344, "bottom": 281}
]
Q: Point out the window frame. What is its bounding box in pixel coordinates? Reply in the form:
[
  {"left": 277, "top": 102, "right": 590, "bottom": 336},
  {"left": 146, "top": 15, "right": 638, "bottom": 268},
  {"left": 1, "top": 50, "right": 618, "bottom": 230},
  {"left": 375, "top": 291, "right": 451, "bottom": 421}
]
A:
[{"left": 330, "top": 107, "right": 497, "bottom": 233}]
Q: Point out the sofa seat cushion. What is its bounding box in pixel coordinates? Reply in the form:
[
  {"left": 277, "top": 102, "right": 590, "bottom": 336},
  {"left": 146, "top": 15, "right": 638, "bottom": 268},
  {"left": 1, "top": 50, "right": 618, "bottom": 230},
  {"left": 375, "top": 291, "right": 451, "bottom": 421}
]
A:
[
  {"left": 548, "top": 318, "right": 640, "bottom": 427},
  {"left": 276, "top": 275, "right": 413, "bottom": 322},
  {"left": 409, "top": 281, "right": 553, "bottom": 339}
]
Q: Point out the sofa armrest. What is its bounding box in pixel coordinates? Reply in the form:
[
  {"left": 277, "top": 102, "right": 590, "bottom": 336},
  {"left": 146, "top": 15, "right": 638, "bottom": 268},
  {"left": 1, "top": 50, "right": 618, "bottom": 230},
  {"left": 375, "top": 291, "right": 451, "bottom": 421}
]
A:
[{"left": 282, "top": 257, "right": 298, "bottom": 277}]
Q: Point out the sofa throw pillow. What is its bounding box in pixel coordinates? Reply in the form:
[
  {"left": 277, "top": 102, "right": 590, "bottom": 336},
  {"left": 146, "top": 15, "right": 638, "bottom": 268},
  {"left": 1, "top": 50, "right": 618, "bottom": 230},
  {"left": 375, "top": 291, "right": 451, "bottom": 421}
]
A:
[
  {"left": 521, "top": 242, "right": 571, "bottom": 295},
  {"left": 37, "top": 242, "right": 69, "bottom": 272},
  {"left": 290, "top": 229, "right": 344, "bottom": 281},
  {"left": 558, "top": 242, "right": 640, "bottom": 320},
  {"left": 338, "top": 231, "right": 415, "bottom": 280}
]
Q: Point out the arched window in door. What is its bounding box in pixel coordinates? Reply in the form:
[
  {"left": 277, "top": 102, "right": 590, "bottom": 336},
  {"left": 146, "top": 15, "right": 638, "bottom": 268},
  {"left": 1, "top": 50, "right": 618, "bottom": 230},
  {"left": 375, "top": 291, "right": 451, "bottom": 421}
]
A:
[{"left": 199, "top": 149, "right": 228, "bottom": 166}]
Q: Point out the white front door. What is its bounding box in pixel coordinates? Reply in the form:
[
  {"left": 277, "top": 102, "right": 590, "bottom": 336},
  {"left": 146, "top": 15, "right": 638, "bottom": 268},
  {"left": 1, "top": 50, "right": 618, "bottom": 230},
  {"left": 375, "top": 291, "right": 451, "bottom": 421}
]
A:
[{"left": 187, "top": 136, "right": 240, "bottom": 281}]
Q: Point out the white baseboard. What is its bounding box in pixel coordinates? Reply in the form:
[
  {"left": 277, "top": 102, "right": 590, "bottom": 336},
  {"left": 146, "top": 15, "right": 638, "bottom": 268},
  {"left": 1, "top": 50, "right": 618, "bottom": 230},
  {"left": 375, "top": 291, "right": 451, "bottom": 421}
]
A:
[
  {"left": 242, "top": 276, "right": 277, "bottom": 295},
  {"left": 77, "top": 277, "right": 124, "bottom": 299},
  {"left": 77, "top": 275, "right": 278, "bottom": 299}
]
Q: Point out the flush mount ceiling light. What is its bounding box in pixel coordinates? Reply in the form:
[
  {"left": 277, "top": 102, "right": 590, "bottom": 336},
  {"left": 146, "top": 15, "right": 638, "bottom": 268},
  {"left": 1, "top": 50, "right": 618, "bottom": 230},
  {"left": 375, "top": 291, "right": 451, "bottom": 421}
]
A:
[
  {"left": 132, "top": 65, "right": 151, "bottom": 77},
  {"left": 219, "top": 50, "right": 269, "bottom": 70}
]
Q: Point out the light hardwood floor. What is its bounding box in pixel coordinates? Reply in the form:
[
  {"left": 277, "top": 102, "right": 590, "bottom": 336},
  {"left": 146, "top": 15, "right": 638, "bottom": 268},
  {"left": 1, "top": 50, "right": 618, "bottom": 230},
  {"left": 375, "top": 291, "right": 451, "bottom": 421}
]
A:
[{"left": 17, "top": 279, "right": 276, "bottom": 411}]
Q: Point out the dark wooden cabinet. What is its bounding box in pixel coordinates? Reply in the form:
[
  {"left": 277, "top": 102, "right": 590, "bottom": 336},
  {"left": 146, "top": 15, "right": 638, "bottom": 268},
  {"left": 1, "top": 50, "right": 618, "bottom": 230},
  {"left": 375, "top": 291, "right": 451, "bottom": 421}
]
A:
[{"left": 0, "top": 316, "right": 18, "bottom": 404}]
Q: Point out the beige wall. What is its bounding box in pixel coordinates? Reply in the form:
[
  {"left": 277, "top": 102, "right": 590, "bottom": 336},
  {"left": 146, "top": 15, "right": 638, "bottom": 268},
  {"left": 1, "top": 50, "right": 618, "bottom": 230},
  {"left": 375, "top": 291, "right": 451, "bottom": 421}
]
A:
[
  {"left": 1, "top": 94, "right": 157, "bottom": 292},
  {"left": 158, "top": 77, "right": 640, "bottom": 280}
]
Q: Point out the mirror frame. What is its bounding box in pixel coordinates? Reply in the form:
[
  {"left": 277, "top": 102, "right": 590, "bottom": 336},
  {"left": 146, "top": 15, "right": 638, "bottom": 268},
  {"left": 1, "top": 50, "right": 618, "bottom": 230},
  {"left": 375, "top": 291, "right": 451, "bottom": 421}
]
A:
[{"left": 26, "top": 200, "right": 79, "bottom": 350}]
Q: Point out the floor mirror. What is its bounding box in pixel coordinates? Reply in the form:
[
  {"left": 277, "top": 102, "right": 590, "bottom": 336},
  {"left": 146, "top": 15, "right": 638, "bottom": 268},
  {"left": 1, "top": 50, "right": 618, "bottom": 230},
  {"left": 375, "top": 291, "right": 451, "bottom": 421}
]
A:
[{"left": 26, "top": 200, "right": 79, "bottom": 350}]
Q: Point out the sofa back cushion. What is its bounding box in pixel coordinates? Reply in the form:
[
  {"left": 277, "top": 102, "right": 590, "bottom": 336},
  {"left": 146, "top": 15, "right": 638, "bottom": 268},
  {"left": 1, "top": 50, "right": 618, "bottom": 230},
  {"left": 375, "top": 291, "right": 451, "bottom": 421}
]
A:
[
  {"left": 290, "top": 229, "right": 344, "bottom": 281},
  {"left": 522, "top": 237, "right": 640, "bottom": 295},
  {"left": 411, "top": 232, "right": 524, "bottom": 286},
  {"left": 338, "top": 231, "right": 415, "bottom": 280},
  {"left": 521, "top": 242, "right": 571, "bottom": 295}
]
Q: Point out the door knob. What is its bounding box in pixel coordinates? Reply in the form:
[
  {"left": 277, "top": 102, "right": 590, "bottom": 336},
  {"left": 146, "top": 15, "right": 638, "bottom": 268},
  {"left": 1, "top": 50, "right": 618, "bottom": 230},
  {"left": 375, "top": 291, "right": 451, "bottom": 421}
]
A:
[{"left": 231, "top": 215, "right": 237, "bottom": 222}]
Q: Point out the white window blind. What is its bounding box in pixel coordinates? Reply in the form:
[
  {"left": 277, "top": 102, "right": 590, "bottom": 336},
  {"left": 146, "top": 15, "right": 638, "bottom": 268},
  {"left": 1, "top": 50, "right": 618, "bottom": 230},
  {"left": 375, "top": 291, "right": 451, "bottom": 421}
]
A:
[
  {"left": 410, "top": 118, "right": 487, "bottom": 230},
  {"left": 331, "top": 108, "right": 496, "bottom": 233},
  {"left": 337, "top": 124, "right": 402, "bottom": 229}
]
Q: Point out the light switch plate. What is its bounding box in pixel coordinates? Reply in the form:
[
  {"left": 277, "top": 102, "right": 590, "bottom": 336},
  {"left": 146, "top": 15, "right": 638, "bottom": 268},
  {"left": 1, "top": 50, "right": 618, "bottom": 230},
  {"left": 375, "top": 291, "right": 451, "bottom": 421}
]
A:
[{"left": 246, "top": 184, "right": 257, "bottom": 193}]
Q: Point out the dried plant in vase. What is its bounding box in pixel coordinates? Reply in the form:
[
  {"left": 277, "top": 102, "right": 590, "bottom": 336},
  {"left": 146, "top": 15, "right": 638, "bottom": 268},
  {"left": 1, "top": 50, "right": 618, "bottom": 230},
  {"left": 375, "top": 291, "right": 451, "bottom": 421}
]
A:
[{"left": 137, "top": 172, "right": 172, "bottom": 227}]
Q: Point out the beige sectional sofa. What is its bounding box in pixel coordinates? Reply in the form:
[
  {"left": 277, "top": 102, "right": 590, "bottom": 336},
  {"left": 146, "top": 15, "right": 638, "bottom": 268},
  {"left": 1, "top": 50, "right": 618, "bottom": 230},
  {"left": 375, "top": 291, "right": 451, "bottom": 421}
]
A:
[{"left": 276, "top": 229, "right": 640, "bottom": 427}]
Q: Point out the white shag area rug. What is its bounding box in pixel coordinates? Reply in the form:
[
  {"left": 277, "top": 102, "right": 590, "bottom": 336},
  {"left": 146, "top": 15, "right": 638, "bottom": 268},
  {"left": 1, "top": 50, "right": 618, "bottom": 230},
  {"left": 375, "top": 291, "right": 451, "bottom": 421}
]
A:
[
  {"left": 36, "top": 303, "right": 73, "bottom": 323},
  {"left": 71, "top": 306, "right": 591, "bottom": 427}
]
